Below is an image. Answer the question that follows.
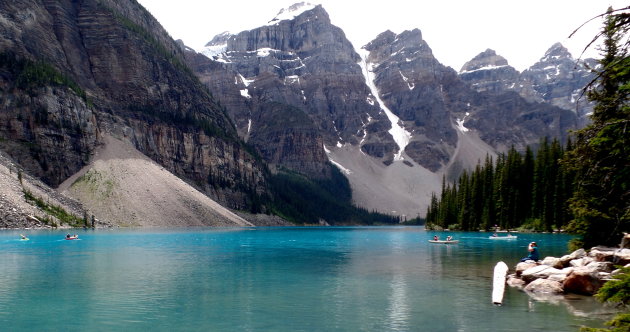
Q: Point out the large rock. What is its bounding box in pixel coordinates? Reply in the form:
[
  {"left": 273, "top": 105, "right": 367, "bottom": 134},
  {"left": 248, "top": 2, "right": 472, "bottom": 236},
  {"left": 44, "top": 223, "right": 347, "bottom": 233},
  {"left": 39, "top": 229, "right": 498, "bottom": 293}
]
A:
[
  {"left": 515, "top": 261, "right": 538, "bottom": 276},
  {"left": 590, "top": 247, "right": 630, "bottom": 265},
  {"left": 563, "top": 267, "right": 604, "bottom": 295},
  {"left": 507, "top": 274, "right": 526, "bottom": 289},
  {"left": 521, "top": 265, "right": 564, "bottom": 283},
  {"left": 585, "top": 261, "right": 614, "bottom": 273},
  {"left": 570, "top": 257, "right": 594, "bottom": 267},
  {"left": 541, "top": 256, "right": 564, "bottom": 269},
  {"left": 524, "top": 278, "right": 564, "bottom": 294},
  {"left": 559, "top": 249, "right": 587, "bottom": 268},
  {"left": 547, "top": 267, "right": 574, "bottom": 283}
]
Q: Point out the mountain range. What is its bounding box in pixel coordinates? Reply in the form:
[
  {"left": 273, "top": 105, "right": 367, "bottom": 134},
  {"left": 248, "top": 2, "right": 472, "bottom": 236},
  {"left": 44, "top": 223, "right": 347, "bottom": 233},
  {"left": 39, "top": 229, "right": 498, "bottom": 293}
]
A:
[
  {"left": 189, "top": 2, "right": 592, "bottom": 218},
  {"left": 0, "top": 1, "right": 595, "bottom": 227}
]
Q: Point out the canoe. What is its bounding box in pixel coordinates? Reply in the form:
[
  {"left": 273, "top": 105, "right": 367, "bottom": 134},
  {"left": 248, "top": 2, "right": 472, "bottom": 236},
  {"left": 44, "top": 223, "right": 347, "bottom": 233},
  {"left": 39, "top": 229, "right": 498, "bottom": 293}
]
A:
[
  {"left": 489, "top": 235, "right": 517, "bottom": 240},
  {"left": 65, "top": 236, "right": 79, "bottom": 240},
  {"left": 428, "top": 240, "right": 459, "bottom": 244}
]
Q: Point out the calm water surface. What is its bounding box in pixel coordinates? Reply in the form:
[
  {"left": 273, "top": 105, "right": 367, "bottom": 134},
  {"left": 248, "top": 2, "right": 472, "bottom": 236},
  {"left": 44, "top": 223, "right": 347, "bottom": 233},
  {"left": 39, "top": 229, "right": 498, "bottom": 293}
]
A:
[{"left": 0, "top": 227, "right": 613, "bottom": 331}]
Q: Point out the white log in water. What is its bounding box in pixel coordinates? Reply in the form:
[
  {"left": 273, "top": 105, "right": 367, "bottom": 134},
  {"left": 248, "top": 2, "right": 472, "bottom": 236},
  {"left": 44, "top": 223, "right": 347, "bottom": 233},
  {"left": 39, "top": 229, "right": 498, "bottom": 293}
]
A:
[{"left": 492, "top": 261, "right": 509, "bottom": 305}]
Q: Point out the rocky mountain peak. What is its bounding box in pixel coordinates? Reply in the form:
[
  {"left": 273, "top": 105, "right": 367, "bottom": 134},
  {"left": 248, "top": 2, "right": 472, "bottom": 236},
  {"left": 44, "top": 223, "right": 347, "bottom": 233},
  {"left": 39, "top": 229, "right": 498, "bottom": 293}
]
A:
[
  {"left": 364, "top": 29, "right": 433, "bottom": 67},
  {"left": 541, "top": 42, "right": 572, "bottom": 62},
  {"left": 459, "top": 41, "right": 595, "bottom": 121},
  {"left": 204, "top": 31, "right": 232, "bottom": 47},
  {"left": 460, "top": 49, "right": 511, "bottom": 73}
]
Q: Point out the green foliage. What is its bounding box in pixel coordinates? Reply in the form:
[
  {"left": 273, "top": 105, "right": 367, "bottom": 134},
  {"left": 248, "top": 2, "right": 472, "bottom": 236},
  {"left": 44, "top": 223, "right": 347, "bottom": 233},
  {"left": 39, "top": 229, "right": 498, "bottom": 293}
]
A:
[
  {"left": 517, "top": 218, "right": 546, "bottom": 232},
  {"left": 425, "top": 139, "right": 572, "bottom": 231},
  {"left": 23, "top": 189, "right": 84, "bottom": 227},
  {"left": 268, "top": 166, "right": 401, "bottom": 225},
  {"left": 564, "top": 7, "right": 630, "bottom": 248},
  {"left": 596, "top": 267, "right": 630, "bottom": 305},
  {"left": 580, "top": 267, "right": 630, "bottom": 332},
  {"left": 581, "top": 313, "right": 630, "bottom": 332},
  {"left": 0, "top": 52, "right": 88, "bottom": 102}
]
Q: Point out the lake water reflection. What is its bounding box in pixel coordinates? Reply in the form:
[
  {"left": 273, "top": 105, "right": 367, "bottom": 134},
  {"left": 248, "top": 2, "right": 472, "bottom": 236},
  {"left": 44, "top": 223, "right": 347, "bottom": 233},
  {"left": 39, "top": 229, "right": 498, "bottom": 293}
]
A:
[{"left": 0, "top": 227, "right": 614, "bottom": 331}]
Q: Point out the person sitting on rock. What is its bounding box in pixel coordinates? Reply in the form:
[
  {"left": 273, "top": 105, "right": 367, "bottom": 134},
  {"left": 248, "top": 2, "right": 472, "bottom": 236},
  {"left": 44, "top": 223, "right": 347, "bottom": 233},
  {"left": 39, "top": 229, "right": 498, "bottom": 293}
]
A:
[{"left": 520, "top": 242, "right": 539, "bottom": 262}]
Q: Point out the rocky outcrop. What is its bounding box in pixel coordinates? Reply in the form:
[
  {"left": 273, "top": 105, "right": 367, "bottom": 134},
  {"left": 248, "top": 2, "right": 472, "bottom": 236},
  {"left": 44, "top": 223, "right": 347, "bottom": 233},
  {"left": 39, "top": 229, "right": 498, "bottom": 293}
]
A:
[
  {"left": 508, "top": 247, "right": 627, "bottom": 296},
  {"left": 0, "top": 85, "right": 98, "bottom": 186}
]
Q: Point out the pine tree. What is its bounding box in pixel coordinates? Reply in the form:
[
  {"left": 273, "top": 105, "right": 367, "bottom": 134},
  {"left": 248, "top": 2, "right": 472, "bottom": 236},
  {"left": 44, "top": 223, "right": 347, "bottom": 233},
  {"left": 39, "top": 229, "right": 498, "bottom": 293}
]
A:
[{"left": 565, "top": 7, "right": 630, "bottom": 247}]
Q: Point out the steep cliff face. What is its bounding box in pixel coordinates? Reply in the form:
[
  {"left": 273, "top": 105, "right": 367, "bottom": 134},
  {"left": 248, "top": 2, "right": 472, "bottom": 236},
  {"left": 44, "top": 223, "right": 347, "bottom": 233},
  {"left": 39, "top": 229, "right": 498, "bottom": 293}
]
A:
[
  {"left": 362, "top": 29, "right": 459, "bottom": 171},
  {"left": 0, "top": 0, "right": 268, "bottom": 217}
]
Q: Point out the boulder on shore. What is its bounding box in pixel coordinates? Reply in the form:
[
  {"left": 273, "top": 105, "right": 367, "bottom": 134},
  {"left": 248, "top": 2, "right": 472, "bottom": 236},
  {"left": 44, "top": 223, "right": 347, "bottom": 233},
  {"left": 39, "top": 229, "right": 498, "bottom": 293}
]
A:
[
  {"left": 525, "top": 278, "right": 564, "bottom": 294},
  {"left": 563, "top": 267, "right": 603, "bottom": 295},
  {"left": 508, "top": 245, "right": 623, "bottom": 297},
  {"left": 515, "top": 261, "right": 538, "bottom": 276}
]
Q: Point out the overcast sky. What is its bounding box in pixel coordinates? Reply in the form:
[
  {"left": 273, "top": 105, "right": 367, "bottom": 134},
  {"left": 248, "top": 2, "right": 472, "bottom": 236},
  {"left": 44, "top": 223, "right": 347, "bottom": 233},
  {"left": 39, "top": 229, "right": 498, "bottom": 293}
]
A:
[{"left": 137, "top": 0, "right": 626, "bottom": 71}]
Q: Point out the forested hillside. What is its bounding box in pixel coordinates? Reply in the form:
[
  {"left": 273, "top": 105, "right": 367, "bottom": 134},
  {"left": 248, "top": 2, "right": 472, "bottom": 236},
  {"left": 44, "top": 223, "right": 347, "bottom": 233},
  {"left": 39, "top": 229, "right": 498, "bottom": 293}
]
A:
[{"left": 425, "top": 138, "right": 572, "bottom": 232}]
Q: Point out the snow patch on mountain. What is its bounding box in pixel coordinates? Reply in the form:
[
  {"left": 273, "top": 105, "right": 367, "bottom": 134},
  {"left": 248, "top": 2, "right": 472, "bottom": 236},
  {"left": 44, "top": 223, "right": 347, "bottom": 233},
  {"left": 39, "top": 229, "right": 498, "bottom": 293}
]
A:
[
  {"left": 459, "top": 64, "right": 509, "bottom": 74},
  {"left": 256, "top": 47, "right": 276, "bottom": 57},
  {"left": 267, "top": 2, "right": 317, "bottom": 25},
  {"left": 399, "top": 70, "right": 415, "bottom": 90},
  {"left": 201, "top": 43, "right": 227, "bottom": 58},
  {"left": 456, "top": 112, "right": 470, "bottom": 133},
  {"left": 330, "top": 159, "right": 352, "bottom": 175},
  {"left": 238, "top": 73, "right": 255, "bottom": 87},
  {"left": 357, "top": 48, "right": 411, "bottom": 161}
]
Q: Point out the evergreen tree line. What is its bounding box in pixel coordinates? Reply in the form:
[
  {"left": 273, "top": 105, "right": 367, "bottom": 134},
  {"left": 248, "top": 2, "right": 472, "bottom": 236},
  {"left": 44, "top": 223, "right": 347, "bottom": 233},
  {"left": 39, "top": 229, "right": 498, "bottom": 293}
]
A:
[{"left": 425, "top": 138, "right": 574, "bottom": 232}]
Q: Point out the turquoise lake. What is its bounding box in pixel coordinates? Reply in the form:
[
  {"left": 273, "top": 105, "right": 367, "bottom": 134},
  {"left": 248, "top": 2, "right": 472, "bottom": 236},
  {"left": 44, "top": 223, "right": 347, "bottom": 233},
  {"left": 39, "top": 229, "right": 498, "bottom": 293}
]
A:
[{"left": 0, "top": 227, "right": 614, "bottom": 331}]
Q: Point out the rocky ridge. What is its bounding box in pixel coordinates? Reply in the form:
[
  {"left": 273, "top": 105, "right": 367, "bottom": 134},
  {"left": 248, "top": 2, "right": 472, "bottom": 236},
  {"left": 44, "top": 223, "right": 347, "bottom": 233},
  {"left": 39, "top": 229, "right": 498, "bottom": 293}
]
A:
[{"left": 460, "top": 43, "right": 596, "bottom": 123}]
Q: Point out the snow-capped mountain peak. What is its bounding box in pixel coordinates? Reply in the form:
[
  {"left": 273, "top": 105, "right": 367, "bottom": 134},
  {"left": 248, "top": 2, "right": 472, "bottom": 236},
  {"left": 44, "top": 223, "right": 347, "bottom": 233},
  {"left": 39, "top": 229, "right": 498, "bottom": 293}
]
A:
[
  {"left": 200, "top": 31, "right": 231, "bottom": 59},
  {"left": 267, "top": 2, "right": 318, "bottom": 25}
]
